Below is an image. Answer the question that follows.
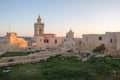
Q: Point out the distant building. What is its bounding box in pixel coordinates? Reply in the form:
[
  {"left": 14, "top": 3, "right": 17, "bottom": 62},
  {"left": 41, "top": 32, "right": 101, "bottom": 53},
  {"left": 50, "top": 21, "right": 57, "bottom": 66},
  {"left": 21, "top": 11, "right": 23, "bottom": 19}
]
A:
[
  {"left": 1, "top": 15, "right": 120, "bottom": 53},
  {"left": 34, "top": 15, "right": 80, "bottom": 51},
  {"left": 0, "top": 32, "right": 28, "bottom": 51},
  {"left": 81, "top": 32, "right": 120, "bottom": 51},
  {"left": 33, "top": 15, "right": 120, "bottom": 52},
  {"left": 34, "top": 15, "right": 65, "bottom": 50}
]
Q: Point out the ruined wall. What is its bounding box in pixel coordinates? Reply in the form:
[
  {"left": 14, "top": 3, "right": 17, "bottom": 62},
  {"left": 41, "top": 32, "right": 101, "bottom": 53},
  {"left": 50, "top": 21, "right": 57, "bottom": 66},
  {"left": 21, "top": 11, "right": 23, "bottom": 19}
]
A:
[{"left": 0, "top": 52, "right": 61, "bottom": 67}]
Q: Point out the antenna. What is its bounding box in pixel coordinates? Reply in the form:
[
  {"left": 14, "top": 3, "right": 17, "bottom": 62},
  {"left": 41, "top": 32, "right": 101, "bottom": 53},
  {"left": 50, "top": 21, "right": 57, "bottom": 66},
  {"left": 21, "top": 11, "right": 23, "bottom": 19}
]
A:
[
  {"left": 70, "top": 27, "right": 72, "bottom": 30},
  {"left": 9, "top": 18, "right": 11, "bottom": 33},
  {"left": 9, "top": 22, "right": 10, "bottom": 33}
]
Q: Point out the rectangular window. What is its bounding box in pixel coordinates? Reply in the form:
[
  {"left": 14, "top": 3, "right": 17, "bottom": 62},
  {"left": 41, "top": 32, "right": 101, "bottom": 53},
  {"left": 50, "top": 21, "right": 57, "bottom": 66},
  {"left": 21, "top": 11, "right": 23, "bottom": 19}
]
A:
[
  {"left": 110, "top": 39, "right": 112, "bottom": 43},
  {"left": 44, "top": 39, "right": 49, "bottom": 43},
  {"left": 47, "top": 39, "right": 49, "bottom": 43},
  {"left": 39, "top": 29, "right": 42, "bottom": 34},
  {"left": 44, "top": 39, "right": 46, "bottom": 43},
  {"left": 55, "top": 39, "right": 57, "bottom": 44}
]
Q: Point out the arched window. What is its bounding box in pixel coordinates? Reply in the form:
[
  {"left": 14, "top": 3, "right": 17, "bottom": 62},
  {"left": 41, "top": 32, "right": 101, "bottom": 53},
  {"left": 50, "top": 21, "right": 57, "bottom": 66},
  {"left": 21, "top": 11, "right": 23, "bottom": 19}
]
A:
[
  {"left": 46, "top": 39, "right": 49, "bottom": 43},
  {"left": 110, "top": 39, "right": 112, "bottom": 43},
  {"left": 99, "top": 36, "right": 102, "bottom": 40},
  {"left": 39, "top": 29, "right": 42, "bottom": 34},
  {"left": 44, "top": 39, "right": 46, "bottom": 43}
]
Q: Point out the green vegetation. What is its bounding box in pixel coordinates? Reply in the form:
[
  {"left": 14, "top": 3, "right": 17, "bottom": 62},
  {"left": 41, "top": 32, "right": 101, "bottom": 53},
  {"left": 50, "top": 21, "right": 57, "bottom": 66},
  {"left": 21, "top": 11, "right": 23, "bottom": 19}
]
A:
[
  {"left": 0, "top": 55, "right": 120, "bottom": 80},
  {"left": 0, "top": 51, "right": 40, "bottom": 58}
]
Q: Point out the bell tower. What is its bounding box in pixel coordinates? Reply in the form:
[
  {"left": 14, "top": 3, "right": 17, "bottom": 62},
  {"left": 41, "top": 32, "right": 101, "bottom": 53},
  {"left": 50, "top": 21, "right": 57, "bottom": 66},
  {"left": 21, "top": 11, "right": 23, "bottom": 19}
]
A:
[{"left": 34, "top": 15, "right": 44, "bottom": 36}]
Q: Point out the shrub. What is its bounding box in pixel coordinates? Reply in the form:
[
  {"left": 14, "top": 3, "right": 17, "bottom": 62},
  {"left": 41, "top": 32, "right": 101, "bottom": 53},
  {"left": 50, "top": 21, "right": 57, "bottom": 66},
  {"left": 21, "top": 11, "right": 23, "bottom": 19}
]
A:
[
  {"left": 93, "top": 44, "right": 105, "bottom": 53},
  {"left": 8, "top": 59, "right": 14, "bottom": 62}
]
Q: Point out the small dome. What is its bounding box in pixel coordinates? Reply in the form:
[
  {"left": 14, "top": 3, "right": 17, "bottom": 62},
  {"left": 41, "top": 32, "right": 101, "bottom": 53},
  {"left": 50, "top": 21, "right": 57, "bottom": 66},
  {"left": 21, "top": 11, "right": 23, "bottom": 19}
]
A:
[
  {"left": 68, "top": 29, "right": 74, "bottom": 34},
  {"left": 66, "top": 29, "right": 74, "bottom": 38}
]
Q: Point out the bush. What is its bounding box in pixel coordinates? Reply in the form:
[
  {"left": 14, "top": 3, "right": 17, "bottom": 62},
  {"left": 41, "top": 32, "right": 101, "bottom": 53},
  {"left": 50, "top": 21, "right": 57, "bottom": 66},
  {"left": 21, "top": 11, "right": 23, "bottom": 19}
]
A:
[{"left": 93, "top": 44, "right": 105, "bottom": 53}]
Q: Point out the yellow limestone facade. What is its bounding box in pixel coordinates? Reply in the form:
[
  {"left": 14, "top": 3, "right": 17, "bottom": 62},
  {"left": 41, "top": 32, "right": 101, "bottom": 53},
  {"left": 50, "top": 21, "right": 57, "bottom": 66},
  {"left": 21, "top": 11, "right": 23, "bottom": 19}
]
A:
[
  {"left": 8, "top": 32, "right": 28, "bottom": 48},
  {"left": 0, "top": 32, "right": 28, "bottom": 51}
]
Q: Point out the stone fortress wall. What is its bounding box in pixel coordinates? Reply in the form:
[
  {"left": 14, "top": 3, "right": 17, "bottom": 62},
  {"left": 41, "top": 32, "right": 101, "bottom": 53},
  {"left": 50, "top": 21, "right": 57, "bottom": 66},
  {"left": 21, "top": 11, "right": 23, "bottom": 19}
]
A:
[
  {"left": 81, "top": 32, "right": 120, "bottom": 51},
  {"left": 0, "top": 32, "right": 28, "bottom": 52},
  {"left": 0, "top": 50, "right": 68, "bottom": 67}
]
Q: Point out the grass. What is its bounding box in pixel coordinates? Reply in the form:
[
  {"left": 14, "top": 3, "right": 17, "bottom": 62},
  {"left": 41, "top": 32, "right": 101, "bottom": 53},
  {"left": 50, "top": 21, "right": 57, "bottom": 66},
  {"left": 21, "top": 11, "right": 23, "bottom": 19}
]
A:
[
  {"left": 0, "top": 50, "right": 40, "bottom": 58},
  {"left": 0, "top": 55, "right": 120, "bottom": 80}
]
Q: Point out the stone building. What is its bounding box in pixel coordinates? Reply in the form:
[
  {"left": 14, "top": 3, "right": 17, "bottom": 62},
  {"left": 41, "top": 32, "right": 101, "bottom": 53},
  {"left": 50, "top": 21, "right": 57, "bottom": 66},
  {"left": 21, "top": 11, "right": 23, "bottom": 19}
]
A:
[
  {"left": 34, "top": 15, "right": 65, "bottom": 50},
  {"left": 34, "top": 15, "right": 81, "bottom": 51},
  {"left": 0, "top": 32, "right": 28, "bottom": 51},
  {"left": 81, "top": 32, "right": 120, "bottom": 51},
  {"left": 33, "top": 16, "right": 120, "bottom": 53},
  {"left": 1, "top": 15, "right": 119, "bottom": 53}
]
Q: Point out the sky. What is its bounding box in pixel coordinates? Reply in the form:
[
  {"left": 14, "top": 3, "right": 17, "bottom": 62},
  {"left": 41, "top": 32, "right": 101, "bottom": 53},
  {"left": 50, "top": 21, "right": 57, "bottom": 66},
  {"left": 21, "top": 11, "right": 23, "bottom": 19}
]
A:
[{"left": 0, "top": 0, "right": 120, "bottom": 37}]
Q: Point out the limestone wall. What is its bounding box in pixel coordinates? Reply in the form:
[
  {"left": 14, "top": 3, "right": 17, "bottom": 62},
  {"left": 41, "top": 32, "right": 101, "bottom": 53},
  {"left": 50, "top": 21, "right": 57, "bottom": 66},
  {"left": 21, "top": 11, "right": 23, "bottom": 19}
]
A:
[
  {"left": 0, "top": 32, "right": 28, "bottom": 51},
  {"left": 81, "top": 32, "right": 120, "bottom": 51},
  {"left": 105, "top": 49, "right": 120, "bottom": 57},
  {"left": 61, "top": 38, "right": 76, "bottom": 50},
  {"left": 81, "top": 34, "right": 105, "bottom": 51},
  {"left": 0, "top": 37, "right": 10, "bottom": 51},
  {"left": 116, "top": 33, "right": 120, "bottom": 50},
  {"left": 35, "top": 35, "right": 65, "bottom": 50},
  {"left": 34, "top": 36, "right": 46, "bottom": 50},
  {"left": 9, "top": 32, "right": 28, "bottom": 48},
  {"left": 0, "top": 52, "right": 61, "bottom": 67},
  {"left": 45, "top": 37, "right": 65, "bottom": 49}
]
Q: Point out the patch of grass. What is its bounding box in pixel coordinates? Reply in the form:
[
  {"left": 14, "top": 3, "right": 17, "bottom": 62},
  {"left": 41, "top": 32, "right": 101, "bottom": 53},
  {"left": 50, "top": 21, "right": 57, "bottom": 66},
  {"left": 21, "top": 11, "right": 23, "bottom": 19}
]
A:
[
  {"left": 0, "top": 50, "right": 40, "bottom": 58},
  {"left": 0, "top": 56, "right": 120, "bottom": 80}
]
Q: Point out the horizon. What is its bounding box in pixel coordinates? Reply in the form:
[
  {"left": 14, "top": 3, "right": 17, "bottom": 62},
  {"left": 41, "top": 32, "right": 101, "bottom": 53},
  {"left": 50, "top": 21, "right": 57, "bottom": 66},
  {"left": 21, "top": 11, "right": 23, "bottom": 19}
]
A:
[{"left": 0, "top": 0, "right": 120, "bottom": 38}]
